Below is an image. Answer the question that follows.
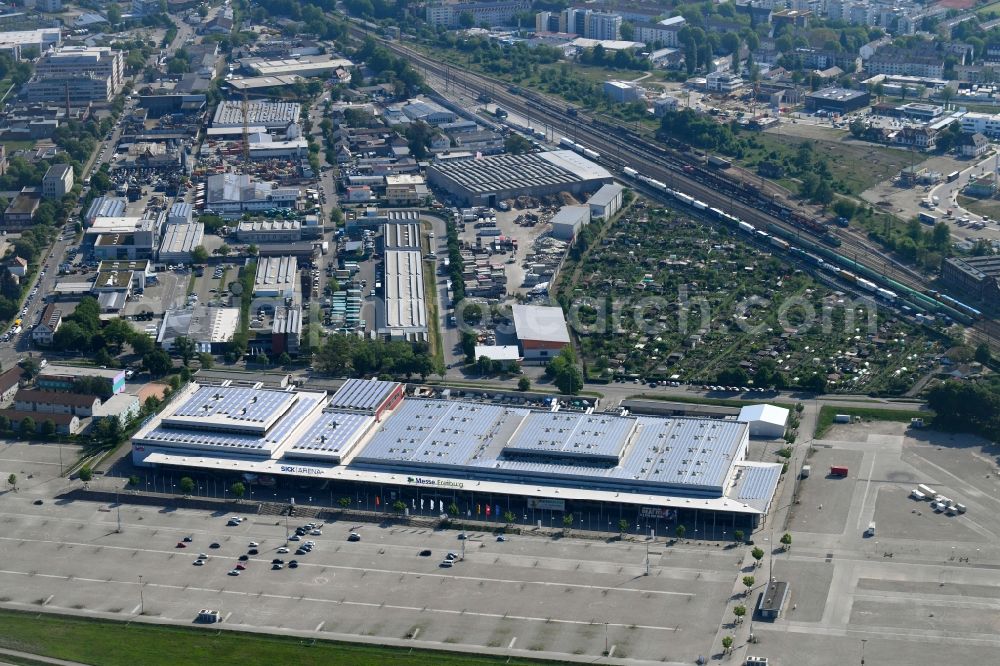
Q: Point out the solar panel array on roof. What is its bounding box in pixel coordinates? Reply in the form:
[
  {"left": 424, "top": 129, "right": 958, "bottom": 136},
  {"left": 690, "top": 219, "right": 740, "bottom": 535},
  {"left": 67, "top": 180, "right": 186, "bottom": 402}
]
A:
[
  {"left": 286, "top": 410, "right": 374, "bottom": 461},
  {"left": 165, "top": 385, "right": 298, "bottom": 434},
  {"left": 355, "top": 399, "right": 524, "bottom": 466},
  {"left": 503, "top": 412, "right": 633, "bottom": 462},
  {"left": 328, "top": 378, "right": 400, "bottom": 412},
  {"left": 734, "top": 464, "right": 782, "bottom": 512},
  {"left": 355, "top": 399, "right": 748, "bottom": 495}
]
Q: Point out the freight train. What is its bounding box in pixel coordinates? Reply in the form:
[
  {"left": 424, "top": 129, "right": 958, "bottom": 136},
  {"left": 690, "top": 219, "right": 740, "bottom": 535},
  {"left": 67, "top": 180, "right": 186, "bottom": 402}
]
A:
[{"left": 635, "top": 174, "right": 980, "bottom": 326}]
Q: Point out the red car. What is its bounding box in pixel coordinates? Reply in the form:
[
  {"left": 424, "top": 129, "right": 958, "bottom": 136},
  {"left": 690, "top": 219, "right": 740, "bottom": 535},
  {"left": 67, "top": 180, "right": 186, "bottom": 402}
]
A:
[
  {"left": 176, "top": 542, "right": 187, "bottom": 548},
  {"left": 235, "top": 563, "right": 246, "bottom": 571}
]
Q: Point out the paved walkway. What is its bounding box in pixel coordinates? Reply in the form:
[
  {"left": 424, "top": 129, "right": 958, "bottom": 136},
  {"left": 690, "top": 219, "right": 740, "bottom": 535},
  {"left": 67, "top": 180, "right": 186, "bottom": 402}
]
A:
[{"left": 0, "top": 647, "right": 91, "bottom": 666}]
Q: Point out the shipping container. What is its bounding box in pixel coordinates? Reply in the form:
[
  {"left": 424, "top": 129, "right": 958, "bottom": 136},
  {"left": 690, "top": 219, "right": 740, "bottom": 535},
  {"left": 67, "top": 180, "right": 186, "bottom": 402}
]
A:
[
  {"left": 917, "top": 483, "right": 935, "bottom": 497},
  {"left": 830, "top": 466, "right": 849, "bottom": 477}
]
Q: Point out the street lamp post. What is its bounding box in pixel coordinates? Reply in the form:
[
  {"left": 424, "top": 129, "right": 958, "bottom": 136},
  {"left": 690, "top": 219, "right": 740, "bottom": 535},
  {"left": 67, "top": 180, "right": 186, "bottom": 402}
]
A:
[
  {"left": 138, "top": 575, "right": 144, "bottom": 615},
  {"left": 861, "top": 638, "right": 867, "bottom": 665}
]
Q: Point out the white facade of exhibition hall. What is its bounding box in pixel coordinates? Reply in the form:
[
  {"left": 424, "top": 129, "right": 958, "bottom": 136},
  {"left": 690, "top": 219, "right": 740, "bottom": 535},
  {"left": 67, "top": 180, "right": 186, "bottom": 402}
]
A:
[{"left": 131, "top": 380, "right": 782, "bottom": 520}]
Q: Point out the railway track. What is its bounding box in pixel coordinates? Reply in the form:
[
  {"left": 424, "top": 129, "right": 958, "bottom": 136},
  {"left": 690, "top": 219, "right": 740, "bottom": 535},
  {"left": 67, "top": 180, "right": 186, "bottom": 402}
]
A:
[{"left": 351, "top": 26, "right": 997, "bottom": 346}]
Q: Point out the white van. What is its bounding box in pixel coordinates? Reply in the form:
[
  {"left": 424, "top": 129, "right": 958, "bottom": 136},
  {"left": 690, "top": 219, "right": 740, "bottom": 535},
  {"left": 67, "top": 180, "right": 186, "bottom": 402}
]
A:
[{"left": 911, "top": 489, "right": 926, "bottom": 501}]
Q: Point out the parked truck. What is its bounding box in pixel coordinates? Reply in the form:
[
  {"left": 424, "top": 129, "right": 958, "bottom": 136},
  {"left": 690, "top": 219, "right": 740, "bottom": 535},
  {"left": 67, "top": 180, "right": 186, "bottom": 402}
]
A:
[{"left": 830, "top": 466, "right": 849, "bottom": 477}]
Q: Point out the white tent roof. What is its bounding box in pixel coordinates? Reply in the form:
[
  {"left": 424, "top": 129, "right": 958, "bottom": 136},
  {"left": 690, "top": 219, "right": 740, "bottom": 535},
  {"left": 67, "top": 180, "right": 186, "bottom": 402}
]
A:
[{"left": 738, "top": 404, "right": 789, "bottom": 427}]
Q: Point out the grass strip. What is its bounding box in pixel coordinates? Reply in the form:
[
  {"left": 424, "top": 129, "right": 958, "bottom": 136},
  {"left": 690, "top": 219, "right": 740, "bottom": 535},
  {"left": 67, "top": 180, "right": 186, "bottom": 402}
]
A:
[
  {"left": 814, "top": 405, "right": 932, "bottom": 439},
  {"left": 0, "top": 609, "right": 570, "bottom": 666}
]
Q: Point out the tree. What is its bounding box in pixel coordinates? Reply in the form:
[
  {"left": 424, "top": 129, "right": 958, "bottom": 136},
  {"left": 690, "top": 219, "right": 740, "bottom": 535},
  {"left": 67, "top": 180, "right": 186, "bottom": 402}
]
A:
[
  {"left": 562, "top": 513, "right": 574, "bottom": 532},
  {"left": 517, "top": 376, "right": 531, "bottom": 391},
  {"left": 191, "top": 245, "right": 209, "bottom": 264},
  {"left": 732, "top": 605, "right": 746, "bottom": 623},
  {"left": 41, "top": 419, "right": 56, "bottom": 437},
  {"left": 975, "top": 343, "right": 992, "bottom": 365},
  {"left": 229, "top": 481, "right": 245, "bottom": 500},
  {"left": 554, "top": 362, "right": 583, "bottom": 395},
  {"left": 751, "top": 546, "right": 764, "bottom": 566},
  {"left": 675, "top": 524, "right": 686, "bottom": 539},
  {"left": 503, "top": 510, "right": 516, "bottom": 526},
  {"left": 198, "top": 352, "right": 214, "bottom": 369},
  {"left": 130, "top": 333, "right": 154, "bottom": 356},
  {"left": 179, "top": 476, "right": 195, "bottom": 495},
  {"left": 780, "top": 532, "right": 792, "bottom": 549},
  {"left": 722, "top": 635, "right": 733, "bottom": 652},
  {"left": 743, "top": 575, "right": 756, "bottom": 594},
  {"left": 78, "top": 466, "right": 92, "bottom": 482},
  {"left": 458, "top": 10, "right": 474, "bottom": 28},
  {"left": 143, "top": 349, "right": 172, "bottom": 377},
  {"left": 504, "top": 133, "right": 533, "bottom": 155},
  {"left": 19, "top": 417, "right": 35, "bottom": 437},
  {"left": 447, "top": 502, "right": 460, "bottom": 517},
  {"left": 338, "top": 496, "right": 351, "bottom": 508},
  {"left": 618, "top": 518, "right": 630, "bottom": 537},
  {"left": 217, "top": 244, "right": 231, "bottom": 257},
  {"left": 734, "top": 529, "right": 745, "bottom": 543},
  {"left": 128, "top": 475, "right": 140, "bottom": 486},
  {"left": 476, "top": 355, "right": 494, "bottom": 376},
  {"left": 392, "top": 499, "right": 407, "bottom": 513},
  {"left": 107, "top": 3, "right": 122, "bottom": 25},
  {"left": 173, "top": 336, "right": 196, "bottom": 366},
  {"left": 19, "top": 358, "right": 41, "bottom": 379},
  {"left": 247, "top": 244, "right": 259, "bottom": 256},
  {"left": 6, "top": 473, "right": 16, "bottom": 492}
]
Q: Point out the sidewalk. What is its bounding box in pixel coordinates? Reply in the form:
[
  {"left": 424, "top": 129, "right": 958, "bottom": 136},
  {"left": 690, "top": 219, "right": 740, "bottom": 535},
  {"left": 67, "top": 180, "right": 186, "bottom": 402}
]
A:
[{"left": 0, "top": 647, "right": 91, "bottom": 666}]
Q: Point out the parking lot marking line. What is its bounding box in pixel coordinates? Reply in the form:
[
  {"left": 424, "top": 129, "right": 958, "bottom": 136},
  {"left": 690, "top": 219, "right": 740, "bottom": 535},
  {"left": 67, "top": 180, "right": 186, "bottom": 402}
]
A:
[
  {"left": 0, "top": 535, "right": 694, "bottom": 598},
  {"left": 507, "top": 637, "right": 516, "bottom": 649},
  {"left": 315, "top": 621, "right": 325, "bottom": 632},
  {"left": 0, "top": 566, "right": 682, "bottom": 634},
  {"left": 0, "top": 458, "right": 63, "bottom": 467},
  {"left": 768, "top": 620, "right": 1000, "bottom": 648},
  {"left": 130, "top": 603, "right": 141, "bottom": 615},
  {"left": 856, "top": 451, "right": 878, "bottom": 531}
]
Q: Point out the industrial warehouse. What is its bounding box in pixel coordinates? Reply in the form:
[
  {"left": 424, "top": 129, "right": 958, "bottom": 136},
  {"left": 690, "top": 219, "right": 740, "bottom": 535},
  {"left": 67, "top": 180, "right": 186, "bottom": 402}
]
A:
[
  {"left": 425, "top": 150, "right": 613, "bottom": 207},
  {"left": 131, "top": 379, "right": 783, "bottom": 530}
]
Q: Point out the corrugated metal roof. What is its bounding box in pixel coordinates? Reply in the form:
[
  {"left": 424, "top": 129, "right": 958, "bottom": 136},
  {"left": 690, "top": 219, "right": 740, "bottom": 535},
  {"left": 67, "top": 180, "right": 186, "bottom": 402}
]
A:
[{"left": 328, "top": 378, "right": 400, "bottom": 412}]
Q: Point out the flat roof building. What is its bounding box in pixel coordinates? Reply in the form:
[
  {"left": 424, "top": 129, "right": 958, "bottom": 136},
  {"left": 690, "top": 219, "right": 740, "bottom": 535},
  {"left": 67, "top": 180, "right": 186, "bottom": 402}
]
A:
[
  {"left": 206, "top": 172, "right": 299, "bottom": 218},
  {"left": 157, "top": 306, "right": 241, "bottom": 354},
  {"left": 131, "top": 381, "right": 782, "bottom": 529},
  {"left": 42, "top": 164, "right": 73, "bottom": 199},
  {"left": 587, "top": 183, "right": 624, "bottom": 220},
  {"left": 941, "top": 256, "right": 1000, "bottom": 303},
  {"left": 243, "top": 56, "right": 353, "bottom": 78},
  {"left": 426, "top": 150, "right": 613, "bottom": 207},
  {"left": 511, "top": 304, "right": 570, "bottom": 363},
  {"left": 38, "top": 364, "right": 125, "bottom": 395},
  {"left": 549, "top": 205, "right": 591, "bottom": 241},
  {"left": 380, "top": 249, "right": 427, "bottom": 342},
  {"left": 804, "top": 87, "right": 870, "bottom": 114}
]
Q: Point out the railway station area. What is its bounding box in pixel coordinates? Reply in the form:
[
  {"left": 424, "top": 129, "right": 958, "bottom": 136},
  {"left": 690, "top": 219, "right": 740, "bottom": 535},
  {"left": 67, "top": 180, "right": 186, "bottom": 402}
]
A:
[{"left": 131, "top": 378, "right": 782, "bottom": 528}]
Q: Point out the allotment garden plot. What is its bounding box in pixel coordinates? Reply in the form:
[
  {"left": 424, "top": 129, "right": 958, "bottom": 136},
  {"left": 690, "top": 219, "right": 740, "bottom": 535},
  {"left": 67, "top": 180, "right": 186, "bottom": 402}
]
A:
[{"left": 561, "top": 206, "right": 941, "bottom": 393}]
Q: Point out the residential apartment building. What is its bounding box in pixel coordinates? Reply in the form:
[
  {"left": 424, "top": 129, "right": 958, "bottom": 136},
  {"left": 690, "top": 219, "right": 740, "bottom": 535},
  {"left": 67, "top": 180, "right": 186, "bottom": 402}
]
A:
[
  {"left": 554, "top": 8, "right": 623, "bottom": 40},
  {"left": 632, "top": 21, "right": 682, "bottom": 48},
  {"left": 425, "top": 0, "right": 530, "bottom": 28},
  {"left": 15, "top": 390, "right": 101, "bottom": 417},
  {"left": 959, "top": 112, "right": 1000, "bottom": 138},
  {"left": 866, "top": 46, "right": 945, "bottom": 79}
]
